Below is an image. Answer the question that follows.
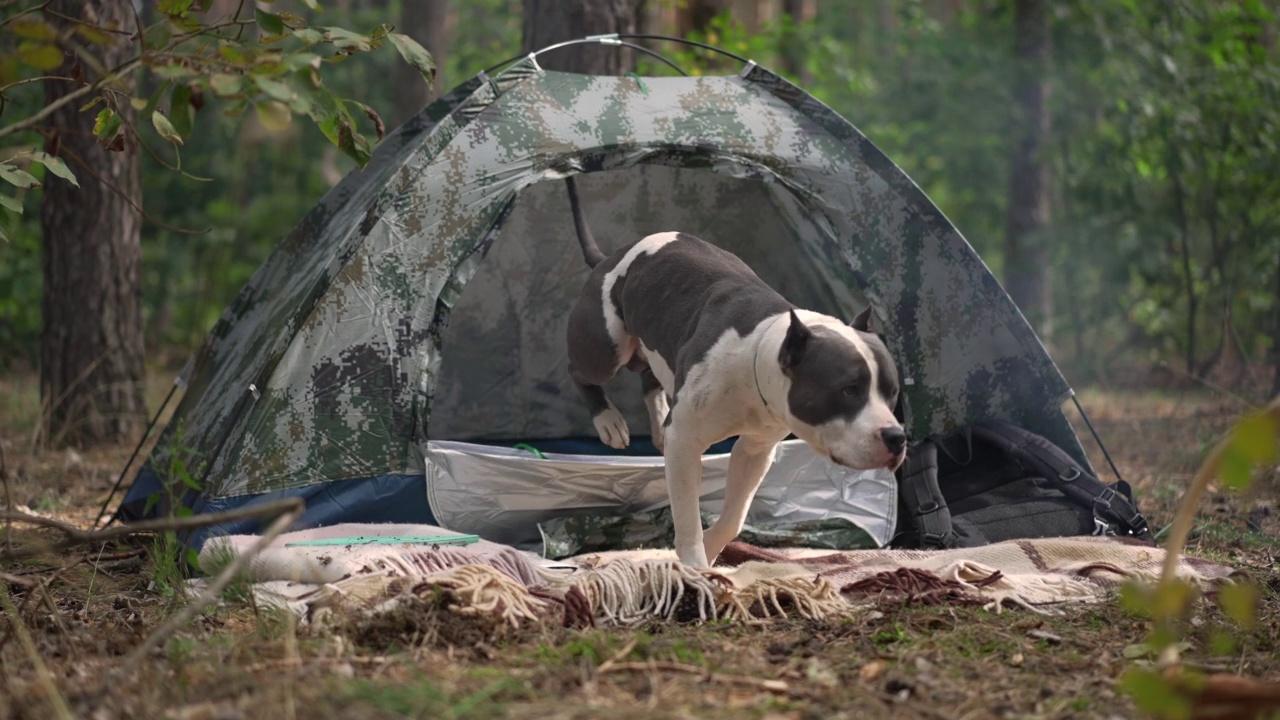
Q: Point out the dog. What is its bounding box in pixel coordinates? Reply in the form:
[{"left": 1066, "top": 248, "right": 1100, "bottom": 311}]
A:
[{"left": 566, "top": 230, "right": 906, "bottom": 568}]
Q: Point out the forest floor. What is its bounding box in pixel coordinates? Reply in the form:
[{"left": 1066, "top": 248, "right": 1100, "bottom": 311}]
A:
[{"left": 1, "top": 369, "right": 1278, "bottom": 720}]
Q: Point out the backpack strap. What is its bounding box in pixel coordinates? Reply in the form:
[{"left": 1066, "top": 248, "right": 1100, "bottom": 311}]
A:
[
  {"left": 897, "top": 439, "right": 962, "bottom": 549},
  {"left": 972, "top": 421, "right": 1152, "bottom": 541}
]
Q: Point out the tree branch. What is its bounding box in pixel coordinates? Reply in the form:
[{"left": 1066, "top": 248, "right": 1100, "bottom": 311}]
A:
[
  {"left": 1, "top": 497, "right": 305, "bottom": 560},
  {"left": 0, "top": 19, "right": 246, "bottom": 142},
  {"left": 0, "top": 0, "right": 51, "bottom": 29}
]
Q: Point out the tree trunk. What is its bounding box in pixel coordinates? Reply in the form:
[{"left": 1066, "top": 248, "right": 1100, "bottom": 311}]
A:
[
  {"left": 780, "top": 0, "right": 816, "bottom": 82},
  {"left": 522, "top": 0, "right": 644, "bottom": 75},
  {"left": 40, "top": 0, "right": 146, "bottom": 448},
  {"left": 674, "top": 0, "right": 729, "bottom": 37},
  {"left": 390, "top": 0, "right": 453, "bottom": 128},
  {"left": 1272, "top": 255, "right": 1280, "bottom": 397},
  {"left": 1172, "top": 170, "right": 1197, "bottom": 376},
  {"left": 1003, "top": 0, "right": 1053, "bottom": 341}
]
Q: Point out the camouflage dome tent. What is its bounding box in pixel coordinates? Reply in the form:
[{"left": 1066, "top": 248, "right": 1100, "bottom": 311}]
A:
[{"left": 117, "top": 36, "right": 1103, "bottom": 555}]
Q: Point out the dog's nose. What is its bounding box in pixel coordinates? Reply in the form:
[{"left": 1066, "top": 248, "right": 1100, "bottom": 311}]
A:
[{"left": 880, "top": 426, "right": 906, "bottom": 454}]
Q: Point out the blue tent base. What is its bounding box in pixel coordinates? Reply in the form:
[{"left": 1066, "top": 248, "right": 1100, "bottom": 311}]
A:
[
  {"left": 116, "top": 434, "right": 768, "bottom": 560},
  {"left": 119, "top": 465, "right": 436, "bottom": 555}
]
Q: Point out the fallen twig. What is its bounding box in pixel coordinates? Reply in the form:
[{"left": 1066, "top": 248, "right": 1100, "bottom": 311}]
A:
[
  {"left": 1, "top": 497, "right": 304, "bottom": 560},
  {"left": 109, "top": 497, "right": 304, "bottom": 684},
  {"left": 599, "top": 660, "right": 794, "bottom": 695},
  {"left": 594, "top": 637, "right": 638, "bottom": 673}
]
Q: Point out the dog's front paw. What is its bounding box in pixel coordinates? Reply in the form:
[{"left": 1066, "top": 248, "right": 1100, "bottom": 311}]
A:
[
  {"left": 593, "top": 406, "right": 630, "bottom": 449},
  {"left": 676, "top": 543, "right": 710, "bottom": 568}
]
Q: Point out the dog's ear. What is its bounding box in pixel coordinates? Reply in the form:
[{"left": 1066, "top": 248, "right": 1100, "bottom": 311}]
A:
[
  {"left": 779, "top": 310, "right": 811, "bottom": 371},
  {"left": 851, "top": 306, "right": 875, "bottom": 334}
]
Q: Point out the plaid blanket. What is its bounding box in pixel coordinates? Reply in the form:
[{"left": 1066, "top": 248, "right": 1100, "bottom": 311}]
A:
[{"left": 197, "top": 524, "right": 1237, "bottom": 630}]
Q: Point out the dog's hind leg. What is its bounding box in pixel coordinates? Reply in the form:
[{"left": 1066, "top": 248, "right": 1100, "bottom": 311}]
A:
[
  {"left": 639, "top": 367, "right": 669, "bottom": 453},
  {"left": 569, "top": 363, "right": 631, "bottom": 450}
]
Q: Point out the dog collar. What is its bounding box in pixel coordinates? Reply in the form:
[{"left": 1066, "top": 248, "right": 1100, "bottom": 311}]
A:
[{"left": 753, "top": 314, "right": 788, "bottom": 417}]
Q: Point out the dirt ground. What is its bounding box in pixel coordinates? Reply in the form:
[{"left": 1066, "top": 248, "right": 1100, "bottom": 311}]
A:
[{"left": 1, "top": 371, "right": 1278, "bottom": 720}]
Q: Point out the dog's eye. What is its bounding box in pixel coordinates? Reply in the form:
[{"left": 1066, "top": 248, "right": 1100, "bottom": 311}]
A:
[{"left": 841, "top": 385, "right": 859, "bottom": 397}]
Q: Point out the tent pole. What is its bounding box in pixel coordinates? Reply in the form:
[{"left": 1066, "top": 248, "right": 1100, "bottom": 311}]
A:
[
  {"left": 1070, "top": 393, "right": 1127, "bottom": 485},
  {"left": 93, "top": 379, "right": 181, "bottom": 529}
]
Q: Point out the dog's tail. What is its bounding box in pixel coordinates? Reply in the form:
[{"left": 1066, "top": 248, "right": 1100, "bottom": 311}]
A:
[{"left": 565, "top": 176, "right": 606, "bottom": 268}]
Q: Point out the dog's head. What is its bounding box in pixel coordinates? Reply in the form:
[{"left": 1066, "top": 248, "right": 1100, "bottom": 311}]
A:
[{"left": 776, "top": 308, "right": 906, "bottom": 472}]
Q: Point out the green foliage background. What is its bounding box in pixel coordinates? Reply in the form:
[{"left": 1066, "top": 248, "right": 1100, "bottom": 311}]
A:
[{"left": 1, "top": 0, "right": 1277, "bottom": 389}]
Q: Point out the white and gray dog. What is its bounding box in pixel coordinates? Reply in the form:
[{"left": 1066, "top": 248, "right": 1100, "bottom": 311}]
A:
[{"left": 566, "top": 230, "right": 906, "bottom": 568}]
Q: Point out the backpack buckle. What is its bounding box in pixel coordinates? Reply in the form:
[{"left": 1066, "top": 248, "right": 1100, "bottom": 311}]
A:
[
  {"left": 1092, "top": 486, "right": 1118, "bottom": 512},
  {"left": 916, "top": 500, "right": 940, "bottom": 515},
  {"left": 1091, "top": 517, "right": 1115, "bottom": 536},
  {"left": 1059, "top": 466, "right": 1082, "bottom": 482},
  {"left": 921, "top": 531, "right": 959, "bottom": 549}
]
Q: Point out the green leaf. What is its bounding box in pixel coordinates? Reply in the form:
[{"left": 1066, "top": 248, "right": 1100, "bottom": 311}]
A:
[
  {"left": 255, "top": 9, "right": 285, "bottom": 36},
  {"left": 17, "top": 42, "right": 63, "bottom": 71},
  {"left": 151, "top": 111, "right": 183, "bottom": 146},
  {"left": 169, "top": 84, "right": 194, "bottom": 139},
  {"left": 253, "top": 76, "right": 296, "bottom": 102},
  {"left": 387, "top": 32, "right": 436, "bottom": 82},
  {"left": 338, "top": 120, "right": 372, "bottom": 166},
  {"left": 292, "top": 28, "right": 324, "bottom": 45},
  {"left": 1218, "top": 581, "right": 1258, "bottom": 630},
  {"left": 28, "top": 152, "right": 77, "bottom": 187},
  {"left": 0, "top": 223, "right": 8, "bottom": 243},
  {"left": 282, "top": 53, "right": 322, "bottom": 72},
  {"left": 75, "top": 24, "right": 114, "bottom": 45},
  {"left": 300, "top": 0, "right": 318, "bottom": 8},
  {"left": 218, "top": 42, "right": 252, "bottom": 65},
  {"left": 157, "top": 0, "right": 194, "bottom": 15},
  {"left": 143, "top": 20, "right": 173, "bottom": 51},
  {"left": 209, "top": 73, "right": 244, "bottom": 98},
  {"left": 1220, "top": 447, "right": 1253, "bottom": 490},
  {"left": 93, "top": 107, "right": 122, "bottom": 141},
  {"left": 254, "top": 100, "right": 292, "bottom": 132},
  {"left": 0, "top": 164, "right": 40, "bottom": 189},
  {"left": 323, "top": 27, "right": 373, "bottom": 52},
  {"left": 1120, "top": 668, "right": 1192, "bottom": 720},
  {"left": 152, "top": 63, "right": 200, "bottom": 80},
  {"left": 9, "top": 18, "right": 57, "bottom": 41},
  {"left": 1230, "top": 412, "right": 1278, "bottom": 465},
  {"left": 1208, "top": 630, "right": 1236, "bottom": 656},
  {"left": 0, "top": 193, "right": 23, "bottom": 214}
]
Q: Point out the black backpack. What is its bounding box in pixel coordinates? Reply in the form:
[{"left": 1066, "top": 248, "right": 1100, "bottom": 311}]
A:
[{"left": 891, "top": 419, "right": 1152, "bottom": 550}]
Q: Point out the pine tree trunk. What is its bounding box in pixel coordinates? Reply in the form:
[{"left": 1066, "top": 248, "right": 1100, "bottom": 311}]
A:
[
  {"left": 40, "top": 0, "right": 146, "bottom": 448},
  {"left": 674, "top": 0, "right": 729, "bottom": 36},
  {"left": 521, "top": 0, "right": 644, "bottom": 75},
  {"left": 780, "top": 0, "right": 816, "bottom": 82},
  {"left": 390, "top": 0, "right": 453, "bottom": 128},
  {"left": 1271, "top": 256, "right": 1280, "bottom": 398},
  {"left": 1003, "top": 0, "right": 1053, "bottom": 341}
]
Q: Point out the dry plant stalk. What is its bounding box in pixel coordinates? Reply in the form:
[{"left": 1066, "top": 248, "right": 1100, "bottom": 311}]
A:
[
  {"left": 110, "top": 497, "right": 305, "bottom": 683},
  {"left": 0, "top": 582, "right": 74, "bottom": 720},
  {"left": 1157, "top": 396, "right": 1280, "bottom": 587}
]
